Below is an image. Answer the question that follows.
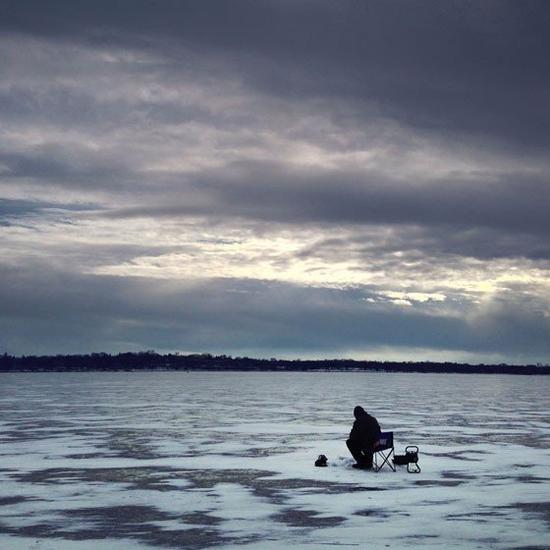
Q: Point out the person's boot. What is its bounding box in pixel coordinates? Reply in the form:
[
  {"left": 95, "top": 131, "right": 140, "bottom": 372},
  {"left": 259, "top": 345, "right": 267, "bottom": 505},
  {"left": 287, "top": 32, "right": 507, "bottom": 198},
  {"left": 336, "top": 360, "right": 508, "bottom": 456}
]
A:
[{"left": 352, "top": 460, "right": 372, "bottom": 470}]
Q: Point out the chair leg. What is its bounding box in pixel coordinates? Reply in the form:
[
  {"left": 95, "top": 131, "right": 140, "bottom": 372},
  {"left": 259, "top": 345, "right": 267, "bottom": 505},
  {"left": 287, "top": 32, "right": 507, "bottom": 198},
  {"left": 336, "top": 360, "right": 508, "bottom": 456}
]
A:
[
  {"left": 387, "top": 449, "right": 396, "bottom": 471},
  {"left": 374, "top": 448, "right": 396, "bottom": 472}
]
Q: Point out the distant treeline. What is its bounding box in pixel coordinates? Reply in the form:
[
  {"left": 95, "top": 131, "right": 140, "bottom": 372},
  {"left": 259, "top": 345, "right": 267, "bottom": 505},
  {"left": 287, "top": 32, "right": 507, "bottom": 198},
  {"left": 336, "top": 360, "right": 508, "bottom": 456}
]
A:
[{"left": 0, "top": 352, "right": 548, "bottom": 374}]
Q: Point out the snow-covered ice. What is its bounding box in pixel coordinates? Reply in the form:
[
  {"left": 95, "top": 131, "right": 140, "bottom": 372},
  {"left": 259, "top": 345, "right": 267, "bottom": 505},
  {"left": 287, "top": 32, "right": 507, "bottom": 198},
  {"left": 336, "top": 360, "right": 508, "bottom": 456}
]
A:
[{"left": 0, "top": 371, "right": 548, "bottom": 549}]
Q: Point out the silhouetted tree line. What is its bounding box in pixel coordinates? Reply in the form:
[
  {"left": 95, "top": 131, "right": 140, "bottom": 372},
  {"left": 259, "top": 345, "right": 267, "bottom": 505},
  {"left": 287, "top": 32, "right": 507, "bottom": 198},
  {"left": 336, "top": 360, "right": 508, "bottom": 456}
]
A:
[{"left": 0, "top": 352, "right": 548, "bottom": 374}]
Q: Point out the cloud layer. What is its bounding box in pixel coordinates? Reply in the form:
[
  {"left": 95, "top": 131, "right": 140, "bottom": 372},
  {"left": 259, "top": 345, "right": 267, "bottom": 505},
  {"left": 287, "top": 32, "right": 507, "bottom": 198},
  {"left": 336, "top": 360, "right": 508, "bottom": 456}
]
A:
[{"left": 1, "top": 1, "right": 549, "bottom": 362}]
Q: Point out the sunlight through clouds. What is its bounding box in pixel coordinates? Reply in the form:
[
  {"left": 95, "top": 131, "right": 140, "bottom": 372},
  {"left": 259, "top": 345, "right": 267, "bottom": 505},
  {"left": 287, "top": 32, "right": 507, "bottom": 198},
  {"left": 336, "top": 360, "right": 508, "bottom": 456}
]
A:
[{"left": 1, "top": 2, "right": 549, "bottom": 361}]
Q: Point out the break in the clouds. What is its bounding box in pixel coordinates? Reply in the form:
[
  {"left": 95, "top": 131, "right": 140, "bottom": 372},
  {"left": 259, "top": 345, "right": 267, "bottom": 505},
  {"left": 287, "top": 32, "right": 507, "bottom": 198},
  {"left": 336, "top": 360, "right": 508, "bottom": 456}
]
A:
[{"left": 1, "top": 1, "right": 549, "bottom": 363}]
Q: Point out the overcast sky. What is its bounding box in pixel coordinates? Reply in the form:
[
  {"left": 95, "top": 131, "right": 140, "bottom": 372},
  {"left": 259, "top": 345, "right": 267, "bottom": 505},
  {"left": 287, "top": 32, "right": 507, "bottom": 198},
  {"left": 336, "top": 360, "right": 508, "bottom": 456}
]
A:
[{"left": 1, "top": 0, "right": 549, "bottom": 363}]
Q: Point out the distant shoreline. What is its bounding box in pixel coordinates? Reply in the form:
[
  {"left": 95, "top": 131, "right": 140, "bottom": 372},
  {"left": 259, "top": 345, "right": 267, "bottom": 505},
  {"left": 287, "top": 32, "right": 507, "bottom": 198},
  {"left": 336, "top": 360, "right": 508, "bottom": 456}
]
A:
[{"left": 1, "top": 353, "right": 548, "bottom": 375}]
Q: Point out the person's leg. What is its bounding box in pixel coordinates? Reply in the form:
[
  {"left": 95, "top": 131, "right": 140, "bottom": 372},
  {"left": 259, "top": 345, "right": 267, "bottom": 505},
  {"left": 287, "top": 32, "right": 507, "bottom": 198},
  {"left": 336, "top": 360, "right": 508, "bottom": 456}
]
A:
[
  {"left": 361, "top": 446, "right": 373, "bottom": 468},
  {"left": 346, "top": 439, "right": 365, "bottom": 464}
]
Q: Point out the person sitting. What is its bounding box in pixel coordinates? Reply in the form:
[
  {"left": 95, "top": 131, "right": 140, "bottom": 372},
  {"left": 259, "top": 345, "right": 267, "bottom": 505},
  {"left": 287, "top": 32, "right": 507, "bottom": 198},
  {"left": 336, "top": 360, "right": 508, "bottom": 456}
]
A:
[{"left": 346, "top": 405, "right": 381, "bottom": 469}]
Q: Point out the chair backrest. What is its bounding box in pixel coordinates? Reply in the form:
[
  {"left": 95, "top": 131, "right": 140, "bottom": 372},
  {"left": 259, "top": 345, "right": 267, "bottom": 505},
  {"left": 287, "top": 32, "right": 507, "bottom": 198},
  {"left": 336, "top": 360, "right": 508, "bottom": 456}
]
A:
[{"left": 375, "top": 431, "right": 394, "bottom": 452}]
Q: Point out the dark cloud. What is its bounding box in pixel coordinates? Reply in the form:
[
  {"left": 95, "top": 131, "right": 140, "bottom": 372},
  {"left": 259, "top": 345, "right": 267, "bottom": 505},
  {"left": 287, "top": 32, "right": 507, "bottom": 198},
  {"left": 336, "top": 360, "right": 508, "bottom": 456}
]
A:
[
  {"left": 295, "top": 226, "right": 550, "bottom": 265},
  {"left": 0, "top": 198, "right": 50, "bottom": 219},
  {"left": 0, "top": 198, "right": 96, "bottom": 221},
  {"left": 1, "top": 264, "right": 549, "bottom": 361},
  {"left": 5, "top": 148, "right": 549, "bottom": 256},
  {"left": 102, "top": 160, "right": 550, "bottom": 244},
  {"left": 0, "top": 149, "right": 142, "bottom": 191},
  {"left": 2, "top": 1, "right": 550, "bottom": 149}
]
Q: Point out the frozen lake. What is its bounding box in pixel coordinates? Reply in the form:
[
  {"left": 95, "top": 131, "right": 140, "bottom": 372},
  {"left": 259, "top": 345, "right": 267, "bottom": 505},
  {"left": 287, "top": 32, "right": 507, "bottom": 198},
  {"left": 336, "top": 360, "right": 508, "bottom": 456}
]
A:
[{"left": 1, "top": 371, "right": 549, "bottom": 549}]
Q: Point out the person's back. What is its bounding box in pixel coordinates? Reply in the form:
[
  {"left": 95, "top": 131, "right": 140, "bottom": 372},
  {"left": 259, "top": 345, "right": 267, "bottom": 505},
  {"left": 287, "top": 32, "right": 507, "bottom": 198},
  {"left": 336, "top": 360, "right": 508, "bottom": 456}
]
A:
[
  {"left": 349, "top": 409, "right": 381, "bottom": 444},
  {"left": 346, "top": 405, "right": 381, "bottom": 469}
]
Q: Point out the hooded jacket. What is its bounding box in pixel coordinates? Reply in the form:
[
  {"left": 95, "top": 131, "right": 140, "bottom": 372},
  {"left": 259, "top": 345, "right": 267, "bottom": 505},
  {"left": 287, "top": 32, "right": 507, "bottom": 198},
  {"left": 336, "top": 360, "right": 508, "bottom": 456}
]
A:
[{"left": 349, "top": 407, "right": 381, "bottom": 444}]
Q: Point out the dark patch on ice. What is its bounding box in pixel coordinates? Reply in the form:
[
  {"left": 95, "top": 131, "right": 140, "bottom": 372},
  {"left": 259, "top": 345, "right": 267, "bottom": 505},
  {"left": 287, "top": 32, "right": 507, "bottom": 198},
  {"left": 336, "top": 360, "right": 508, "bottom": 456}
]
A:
[
  {"left": 64, "top": 503, "right": 169, "bottom": 523},
  {"left": 0, "top": 505, "right": 235, "bottom": 549},
  {"left": 12, "top": 420, "right": 74, "bottom": 430},
  {"left": 273, "top": 508, "right": 346, "bottom": 528},
  {"left": 414, "top": 479, "right": 465, "bottom": 487},
  {"left": 420, "top": 499, "right": 459, "bottom": 506},
  {"left": 514, "top": 475, "right": 550, "bottom": 484},
  {"left": 447, "top": 501, "right": 550, "bottom": 532},
  {"left": 446, "top": 416, "right": 472, "bottom": 427},
  {"left": 172, "top": 468, "right": 382, "bottom": 503},
  {"left": 424, "top": 449, "right": 487, "bottom": 461},
  {"left": 414, "top": 433, "right": 480, "bottom": 446},
  {"left": 180, "top": 512, "right": 223, "bottom": 526},
  {"left": 1, "top": 419, "right": 80, "bottom": 443},
  {"left": 14, "top": 468, "right": 92, "bottom": 485},
  {"left": 104, "top": 429, "right": 161, "bottom": 459},
  {"left": 481, "top": 472, "right": 530, "bottom": 486},
  {"left": 347, "top": 486, "right": 386, "bottom": 492},
  {"left": 441, "top": 471, "right": 477, "bottom": 480},
  {"left": 509, "top": 434, "right": 549, "bottom": 449},
  {"left": 63, "top": 453, "right": 117, "bottom": 460},
  {"left": 355, "top": 508, "right": 391, "bottom": 518},
  {"left": 14, "top": 466, "right": 177, "bottom": 490},
  {"left": 446, "top": 508, "right": 510, "bottom": 523},
  {"left": 219, "top": 446, "right": 300, "bottom": 457},
  {"left": 179, "top": 468, "right": 275, "bottom": 491},
  {"left": 12, "top": 466, "right": 191, "bottom": 493},
  {"left": 68, "top": 428, "right": 110, "bottom": 438},
  {"left": 0, "top": 495, "right": 38, "bottom": 506},
  {"left": 355, "top": 508, "right": 410, "bottom": 519},
  {"left": 251, "top": 475, "right": 386, "bottom": 505},
  {"left": 12, "top": 465, "right": 379, "bottom": 509},
  {"left": 512, "top": 501, "right": 550, "bottom": 527},
  {"left": 19, "top": 462, "right": 542, "bottom": 544},
  {"left": 0, "top": 521, "right": 61, "bottom": 539}
]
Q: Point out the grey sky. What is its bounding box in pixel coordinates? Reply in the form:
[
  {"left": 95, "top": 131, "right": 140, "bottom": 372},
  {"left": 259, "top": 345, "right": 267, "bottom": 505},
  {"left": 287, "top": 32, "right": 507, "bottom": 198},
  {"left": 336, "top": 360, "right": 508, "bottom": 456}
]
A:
[{"left": 1, "top": 1, "right": 549, "bottom": 363}]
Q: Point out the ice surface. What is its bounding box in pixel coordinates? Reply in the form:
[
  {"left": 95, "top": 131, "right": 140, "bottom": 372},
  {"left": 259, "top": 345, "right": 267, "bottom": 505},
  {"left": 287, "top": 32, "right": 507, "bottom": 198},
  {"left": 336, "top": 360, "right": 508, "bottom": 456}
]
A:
[{"left": 0, "top": 371, "right": 549, "bottom": 549}]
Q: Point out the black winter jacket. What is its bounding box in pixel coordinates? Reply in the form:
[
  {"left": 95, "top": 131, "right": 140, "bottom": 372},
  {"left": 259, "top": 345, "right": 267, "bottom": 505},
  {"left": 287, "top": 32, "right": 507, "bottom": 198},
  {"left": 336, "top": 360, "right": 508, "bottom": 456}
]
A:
[{"left": 349, "top": 412, "right": 381, "bottom": 444}]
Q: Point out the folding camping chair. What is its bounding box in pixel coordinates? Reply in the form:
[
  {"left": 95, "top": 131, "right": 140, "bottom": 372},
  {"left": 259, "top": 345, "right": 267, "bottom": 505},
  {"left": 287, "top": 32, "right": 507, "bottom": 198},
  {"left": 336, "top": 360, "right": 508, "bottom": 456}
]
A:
[{"left": 373, "top": 431, "right": 395, "bottom": 472}]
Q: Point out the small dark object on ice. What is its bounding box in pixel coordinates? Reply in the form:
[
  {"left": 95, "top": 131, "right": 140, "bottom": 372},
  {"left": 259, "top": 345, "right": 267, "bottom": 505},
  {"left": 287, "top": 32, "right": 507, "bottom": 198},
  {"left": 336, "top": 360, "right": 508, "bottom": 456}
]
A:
[
  {"left": 393, "top": 446, "right": 421, "bottom": 473},
  {"left": 315, "top": 454, "right": 328, "bottom": 467},
  {"left": 393, "top": 453, "right": 414, "bottom": 465}
]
